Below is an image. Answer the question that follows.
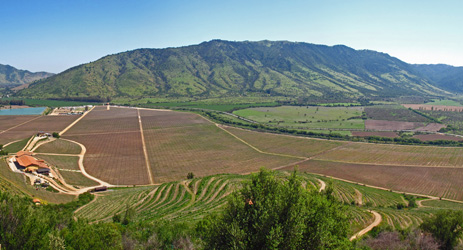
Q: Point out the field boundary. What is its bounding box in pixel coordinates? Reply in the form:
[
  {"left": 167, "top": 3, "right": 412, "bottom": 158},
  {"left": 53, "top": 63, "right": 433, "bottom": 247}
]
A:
[
  {"left": 0, "top": 116, "right": 42, "bottom": 135},
  {"left": 59, "top": 106, "right": 95, "bottom": 136},
  {"left": 138, "top": 109, "right": 154, "bottom": 184}
]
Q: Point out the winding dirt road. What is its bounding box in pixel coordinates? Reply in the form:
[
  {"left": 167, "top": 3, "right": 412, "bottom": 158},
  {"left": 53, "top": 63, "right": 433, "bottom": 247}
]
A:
[{"left": 350, "top": 210, "right": 382, "bottom": 241}]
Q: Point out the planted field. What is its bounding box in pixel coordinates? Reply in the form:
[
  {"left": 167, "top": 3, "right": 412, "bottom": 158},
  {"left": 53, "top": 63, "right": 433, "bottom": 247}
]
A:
[
  {"left": 76, "top": 174, "right": 244, "bottom": 223},
  {"left": 233, "top": 106, "right": 365, "bottom": 130},
  {"left": 377, "top": 208, "right": 432, "bottom": 230},
  {"left": 290, "top": 160, "right": 463, "bottom": 200},
  {"left": 63, "top": 107, "right": 148, "bottom": 185},
  {"left": 4, "top": 137, "right": 30, "bottom": 152},
  {"left": 0, "top": 115, "right": 79, "bottom": 145},
  {"left": 403, "top": 104, "right": 463, "bottom": 112},
  {"left": 352, "top": 131, "right": 398, "bottom": 138},
  {"left": 140, "top": 109, "right": 298, "bottom": 183},
  {"left": 365, "top": 106, "right": 429, "bottom": 122},
  {"left": 33, "top": 154, "right": 98, "bottom": 187},
  {"left": 223, "top": 126, "right": 344, "bottom": 158},
  {"left": 365, "top": 120, "right": 425, "bottom": 131},
  {"left": 35, "top": 155, "right": 79, "bottom": 170},
  {"left": 66, "top": 132, "right": 148, "bottom": 185},
  {"left": 0, "top": 116, "right": 39, "bottom": 130},
  {"left": 34, "top": 139, "right": 82, "bottom": 154},
  {"left": 413, "top": 134, "right": 463, "bottom": 142},
  {"left": 314, "top": 142, "right": 463, "bottom": 167},
  {"left": 421, "top": 199, "right": 463, "bottom": 210}
]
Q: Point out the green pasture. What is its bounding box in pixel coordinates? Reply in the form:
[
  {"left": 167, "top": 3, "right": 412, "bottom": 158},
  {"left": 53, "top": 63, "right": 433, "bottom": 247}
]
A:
[{"left": 234, "top": 106, "right": 365, "bottom": 130}]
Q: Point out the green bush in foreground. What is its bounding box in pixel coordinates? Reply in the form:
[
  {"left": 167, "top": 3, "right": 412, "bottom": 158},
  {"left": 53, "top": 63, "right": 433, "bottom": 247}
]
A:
[{"left": 197, "top": 169, "right": 353, "bottom": 249}]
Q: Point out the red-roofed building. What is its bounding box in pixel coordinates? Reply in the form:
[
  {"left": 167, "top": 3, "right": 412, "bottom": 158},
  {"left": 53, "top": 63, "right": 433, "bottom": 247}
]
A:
[{"left": 16, "top": 155, "right": 49, "bottom": 169}]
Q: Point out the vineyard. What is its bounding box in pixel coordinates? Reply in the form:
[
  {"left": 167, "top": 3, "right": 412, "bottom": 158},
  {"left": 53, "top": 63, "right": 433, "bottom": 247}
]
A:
[
  {"left": 291, "top": 160, "right": 463, "bottom": 201},
  {"left": 0, "top": 115, "right": 79, "bottom": 144},
  {"left": 314, "top": 142, "right": 463, "bottom": 167},
  {"left": 140, "top": 109, "right": 298, "bottom": 183},
  {"left": 74, "top": 171, "right": 463, "bottom": 237},
  {"left": 34, "top": 139, "right": 82, "bottom": 154},
  {"left": 63, "top": 107, "right": 148, "bottom": 185}
]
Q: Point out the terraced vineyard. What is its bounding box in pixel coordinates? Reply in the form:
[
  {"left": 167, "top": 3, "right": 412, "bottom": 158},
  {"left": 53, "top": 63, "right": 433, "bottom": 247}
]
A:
[
  {"left": 292, "top": 160, "right": 463, "bottom": 201},
  {"left": 75, "top": 174, "right": 245, "bottom": 223}
]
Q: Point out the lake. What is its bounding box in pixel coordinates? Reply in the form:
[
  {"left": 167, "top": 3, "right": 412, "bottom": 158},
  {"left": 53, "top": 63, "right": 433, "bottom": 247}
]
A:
[{"left": 0, "top": 107, "right": 46, "bottom": 115}]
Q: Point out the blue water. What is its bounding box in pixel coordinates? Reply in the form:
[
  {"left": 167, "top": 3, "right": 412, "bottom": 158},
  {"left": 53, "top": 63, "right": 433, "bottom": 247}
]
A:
[{"left": 0, "top": 107, "right": 46, "bottom": 115}]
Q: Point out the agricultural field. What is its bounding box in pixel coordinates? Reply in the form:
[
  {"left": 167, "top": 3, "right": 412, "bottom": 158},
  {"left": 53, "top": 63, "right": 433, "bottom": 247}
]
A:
[
  {"left": 424, "top": 99, "right": 463, "bottom": 106},
  {"left": 352, "top": 131, "right": 398, "bottom": 138},
  {"left": 413, "top": 133, "right": 463, "bottom": 142},
  {"left": 289, "top": 160, "right": 463, "bottom": 201},
  {"left": 364, "top": 120, "right": 438, "bottom": 131},
  {"left": 33, "top": 154, "right": 98, "bottom": 187},
  {"left": 233, "top": 106, "right": 365, "bottom": 130},
  {"left": 223, "top": 126, "right": 345, "bottom": 158},
  {"left": 3, "top": 136, "right": 30, "bottom": 152},
  {"left": 63, "top": 107, "right": 148, "bottom": 185},
  {"left": 403, "top": 104, "right": 463, "bottom": 112},
  {"left": 0, "top": 115, "right": 79, "bottom": 145},
  {"left": 34, "top": 138, "right": 82, "bottom": 154},
  {"left": 140, "top": 109, "right": 298, "bottom": 183},
  {"left": 314, "top": 142, "right": 463, "bottom": 167},
  {"left": 364, "top": 105, "right": 430, "bottom": 122}
]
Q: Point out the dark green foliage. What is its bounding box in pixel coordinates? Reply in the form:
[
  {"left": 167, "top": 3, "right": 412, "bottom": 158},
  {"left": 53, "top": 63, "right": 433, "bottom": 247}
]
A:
[
  {"left": 187, "top": 172, "right": 194, "bottom": 179},
  {"left": 421, "top": 210, "right": 463, "bottom": 250},
  {"left": 52, "top": 132, "right": 60, "bottom": 138},
  {"left": 413, "top": 64, "right": 463, "bottom": 93},
  {"left": 198, "top": 169, "right": 353, "bottom": 249},
  {"left": 18, "top": 40, "right": 450, "bottom": 100}
]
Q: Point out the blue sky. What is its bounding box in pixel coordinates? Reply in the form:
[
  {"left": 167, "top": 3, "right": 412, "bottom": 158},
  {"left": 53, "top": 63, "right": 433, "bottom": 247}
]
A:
[{"left": 1, "top": 0, "right": 462, "bottom": 73}]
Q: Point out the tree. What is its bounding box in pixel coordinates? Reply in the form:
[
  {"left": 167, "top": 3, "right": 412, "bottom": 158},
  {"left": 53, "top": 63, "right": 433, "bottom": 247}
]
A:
[
  {"left": 187, "top": 172, "right": 194, "bottom": 179},
  {"left": 52, "top": 132, "right": 60, "bottom": 138},
  {"left": 421, "top": 210, "right": 463, "bottom": 250},
  {"left": 198, "top": 169, "right": 353, "bottom": 249}
]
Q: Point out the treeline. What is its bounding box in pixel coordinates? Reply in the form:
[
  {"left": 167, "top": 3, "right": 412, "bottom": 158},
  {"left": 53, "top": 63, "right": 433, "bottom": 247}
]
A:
[
  {"left": 48, "top": 96, "right": 111, "bottom": 103},
  {"left": 203, "top": 111, "right": 463, "bottom": 147},
  {"left": 0, "top": 99, "right": 26, "bottom": 106}
]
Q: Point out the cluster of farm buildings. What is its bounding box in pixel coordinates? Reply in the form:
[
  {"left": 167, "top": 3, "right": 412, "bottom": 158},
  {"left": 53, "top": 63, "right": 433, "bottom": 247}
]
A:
[{"left": 13, "top": 150, "right": 50, "bottom": 175}]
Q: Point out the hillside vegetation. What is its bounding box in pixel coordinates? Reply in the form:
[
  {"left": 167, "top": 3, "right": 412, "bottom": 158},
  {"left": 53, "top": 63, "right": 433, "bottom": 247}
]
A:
[
  {"left": 0, "top": 64, "right": 53, "bottom": 87},
  {"left": 18, "top": 40, "right": 452, "bottom": 100}
]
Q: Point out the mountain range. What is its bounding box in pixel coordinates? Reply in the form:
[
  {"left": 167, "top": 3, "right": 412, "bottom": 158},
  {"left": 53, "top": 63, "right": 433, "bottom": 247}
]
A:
[
  {"left": 16, "top": 40, "right": 463, "bottom": 100},
  {"left": 0, "top": 64, "right": 54, "bottom": 88}
]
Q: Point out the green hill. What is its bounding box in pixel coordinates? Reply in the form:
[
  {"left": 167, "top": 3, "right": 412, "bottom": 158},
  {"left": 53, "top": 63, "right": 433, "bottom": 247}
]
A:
[
  {"left": 0, "top": 64, "right": 54, "bottom": 87},
  {"left": 412, "top": 64, "right": 463, "bottom": 93},
  {"left": 18, "top": 40, "right": 452, "bottom": 100}
]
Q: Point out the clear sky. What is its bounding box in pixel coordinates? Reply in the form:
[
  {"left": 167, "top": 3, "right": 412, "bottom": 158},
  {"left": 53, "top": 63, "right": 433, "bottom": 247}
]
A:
[{"left": 1, "top": 0, "right": 462, "bottom": 73}]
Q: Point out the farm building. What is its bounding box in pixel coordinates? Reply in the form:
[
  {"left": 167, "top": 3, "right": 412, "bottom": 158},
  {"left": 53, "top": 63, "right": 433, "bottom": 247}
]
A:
[{"left": 15, "top": 152, "right": 50, "bottom": 174}]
